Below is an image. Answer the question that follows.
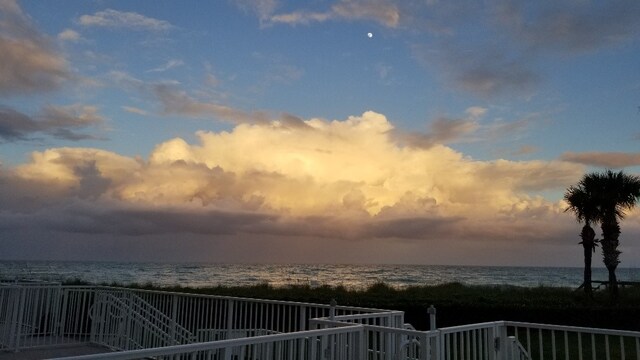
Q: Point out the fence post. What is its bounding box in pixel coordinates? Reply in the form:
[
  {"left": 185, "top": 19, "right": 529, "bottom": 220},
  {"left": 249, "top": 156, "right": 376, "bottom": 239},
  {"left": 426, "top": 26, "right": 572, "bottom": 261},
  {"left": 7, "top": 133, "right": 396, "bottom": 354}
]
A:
[
  {"left": 13, "top": 287, "right": 27, "bottom": 352},
  {"left": 7, "top": 287, "right": 21, "bottom": 352},
  {"left": 492, "top": 322, "right": 508, "bottom": 360},
  {"left": 58, "top": 288, "right": 69, "bottom": 338},
  {"left": 171, "top": 294, "right": 178, "bottom": 344},
  {"left": 299, "top": 305, "right": 307, "bottom": 331},
  {"left": 358, "top": 325, "right": 367, "bottom": 360},
  {"left": 428, "top": 305, "right": 436, "bottom": 331},
  {"left": 329, "top": 299, "right": 337, "bottom": 321},
  {"left": 427, "top": 305, "right": 438, "bottom": 360},
  {"left": 226, "top": 299, "right": 234, "bottom": 340}
]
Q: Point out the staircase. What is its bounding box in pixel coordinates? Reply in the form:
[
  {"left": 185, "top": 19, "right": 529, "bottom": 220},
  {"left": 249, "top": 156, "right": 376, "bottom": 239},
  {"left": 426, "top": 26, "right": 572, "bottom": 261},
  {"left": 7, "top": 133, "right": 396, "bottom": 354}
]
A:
[{"left": 89, "top": 291, "right": 195, "bottom": 351}]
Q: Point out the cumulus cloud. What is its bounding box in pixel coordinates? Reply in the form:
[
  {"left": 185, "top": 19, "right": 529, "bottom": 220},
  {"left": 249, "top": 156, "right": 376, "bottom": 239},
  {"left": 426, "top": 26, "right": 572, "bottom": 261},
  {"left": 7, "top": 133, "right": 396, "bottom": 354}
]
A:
[
  {"left": 560, "top": 152, "right": 640, "bottom": 169},
  {"left": 0, "top": 111, "right": 585, "bottom": 247},
  {"left": 0, "top": 104, "right": 106, "bottom": 141},
  {"left": 0, "top": 0, "right": 69, "bottom": 95},
  {"left": 78, "top": 9, "right": 173, "bottom": 31}
]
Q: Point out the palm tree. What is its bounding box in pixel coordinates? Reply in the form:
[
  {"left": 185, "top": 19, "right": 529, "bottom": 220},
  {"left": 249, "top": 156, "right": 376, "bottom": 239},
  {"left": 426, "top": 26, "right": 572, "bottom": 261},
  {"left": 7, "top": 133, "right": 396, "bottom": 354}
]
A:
[
  {"left": 564, "top": 180, "right": 599, "bottom": 297},
  {"left": 587, "top": 170, "right": 640, "bottom": 300}
]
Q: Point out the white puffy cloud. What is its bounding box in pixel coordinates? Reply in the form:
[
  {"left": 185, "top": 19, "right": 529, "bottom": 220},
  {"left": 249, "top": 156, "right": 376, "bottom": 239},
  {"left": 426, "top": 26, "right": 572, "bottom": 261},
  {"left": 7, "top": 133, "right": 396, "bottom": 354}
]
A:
[
  {"left": 7, "top": 111, "right": 583, "bottom": 234},
  {"left": 78, "top": 9, "right": 173, "bottom": 31},
  {"left": 8, "top": 111, "right": 634, "bottom": 263}
]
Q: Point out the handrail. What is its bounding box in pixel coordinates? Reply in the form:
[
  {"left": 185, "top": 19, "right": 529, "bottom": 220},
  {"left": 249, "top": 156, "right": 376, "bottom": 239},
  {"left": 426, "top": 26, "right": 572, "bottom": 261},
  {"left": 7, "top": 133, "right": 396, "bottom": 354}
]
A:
[
  {"left": 106, "top": 291, "right": 193, "bottom": 342},
  {"left": 96, "top": 285, "right": 389, "bottom": 313},
  {"left": 332, "top": 311, "right": 404, "bottom": 320},
  {"left": 438, "top": 320, "right": 504, "bottom": 333},
  {"left": 50, "top": 325, "right": 365, "bottom": 360},
  {"left": 94, "top": 294, "right": 175, "bottom": 345},
  {"left": 93, "top": 292, "right": 193, "bottom": 346}
]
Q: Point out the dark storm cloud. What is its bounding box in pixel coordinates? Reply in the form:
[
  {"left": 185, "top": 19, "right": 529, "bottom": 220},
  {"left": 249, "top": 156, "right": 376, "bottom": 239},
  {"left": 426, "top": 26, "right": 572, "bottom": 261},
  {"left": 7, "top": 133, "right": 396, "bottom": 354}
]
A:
[
  {"left": 0, "top": 197, "right": 275, "bottom": 237},
  {"left": 364, "top": 216, "right": 463, "bottom": 239}
]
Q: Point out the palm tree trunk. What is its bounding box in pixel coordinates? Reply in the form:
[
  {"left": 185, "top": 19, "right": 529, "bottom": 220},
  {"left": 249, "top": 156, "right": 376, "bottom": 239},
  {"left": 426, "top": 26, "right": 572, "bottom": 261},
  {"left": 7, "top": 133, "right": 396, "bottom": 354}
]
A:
[
  {"left": 582, "top": 245, "right": 592, "bottom": 297},
  {"left": 607, "top": 266, "right": 618, "bottom": 299},
  {"left": 601, "top": 217, "right": 621, "bottom": 301},
  {"left": 580, "top": 225, "right": 595, "bottom": 297}
]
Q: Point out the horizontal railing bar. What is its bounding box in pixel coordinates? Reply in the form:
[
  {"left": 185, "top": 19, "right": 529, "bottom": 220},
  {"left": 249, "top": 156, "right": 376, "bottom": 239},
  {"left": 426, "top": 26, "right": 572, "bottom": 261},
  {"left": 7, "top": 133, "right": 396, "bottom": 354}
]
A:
[
  {"left": 505, "top": 321, "right": 640, "bottom": 337},
  {"left": 333, "top": 311, "right": 404, "bottom": 320},
  {"left": 439, "top": 321, "right": 505, "bottom": 333},
  {"left": 310, "top": 319, "right": 356, "bottom": 327},
  {"left": 363, "top": 324, "right": 439, "bottom": 337},
  {"left": 50, "top": 325, "right": 365, "bottom": 360},
  {"left": 95, "top": 286, "right": 388, "bottom": 313}
]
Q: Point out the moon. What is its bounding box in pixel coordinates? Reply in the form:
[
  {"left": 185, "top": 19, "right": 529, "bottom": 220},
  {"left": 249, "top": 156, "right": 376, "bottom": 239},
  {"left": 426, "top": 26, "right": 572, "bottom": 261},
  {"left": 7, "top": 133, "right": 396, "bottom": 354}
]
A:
[{"left": 367, "top": 32, "right": 373, "bottom": 38}]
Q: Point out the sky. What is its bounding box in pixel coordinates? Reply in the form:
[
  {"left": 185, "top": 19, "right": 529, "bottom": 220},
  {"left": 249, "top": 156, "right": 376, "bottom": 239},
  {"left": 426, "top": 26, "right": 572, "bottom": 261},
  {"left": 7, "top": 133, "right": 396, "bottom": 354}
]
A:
[{"left": 1, "top": 0, "right": 640, "bottom": 266}]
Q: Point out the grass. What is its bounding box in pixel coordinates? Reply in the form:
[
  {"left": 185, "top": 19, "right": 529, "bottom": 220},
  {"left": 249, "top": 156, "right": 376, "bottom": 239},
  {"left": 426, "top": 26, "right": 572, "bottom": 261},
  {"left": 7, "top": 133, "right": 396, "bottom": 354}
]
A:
[{"left": 60, "top": 279, "right": 640, "bottom": 332}]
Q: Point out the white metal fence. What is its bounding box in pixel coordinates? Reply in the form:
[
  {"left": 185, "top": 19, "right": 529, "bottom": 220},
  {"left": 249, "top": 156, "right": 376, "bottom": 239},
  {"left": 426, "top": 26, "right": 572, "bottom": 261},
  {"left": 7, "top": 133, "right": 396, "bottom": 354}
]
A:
[
  {"left": 1, "top": 282, "right": 640, "bottom": 360},
  {"left": 504, "top": 321, "right": 640, "bottom": 360},
  {"left": 438, "top": 321, "right": 503, "bottom": 360},
  {"left": 0, "top": 283, "right": 394, "bottom": 355},
  {"left": 51, "top": 325, "right": 366, "bottom": 360}
]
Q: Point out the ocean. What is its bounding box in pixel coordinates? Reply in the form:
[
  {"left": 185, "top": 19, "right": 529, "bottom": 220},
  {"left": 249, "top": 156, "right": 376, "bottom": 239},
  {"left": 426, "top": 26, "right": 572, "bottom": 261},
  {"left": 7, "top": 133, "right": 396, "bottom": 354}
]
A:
[{"left": 1, "top": 261, "right": 639, "bottom": 289}]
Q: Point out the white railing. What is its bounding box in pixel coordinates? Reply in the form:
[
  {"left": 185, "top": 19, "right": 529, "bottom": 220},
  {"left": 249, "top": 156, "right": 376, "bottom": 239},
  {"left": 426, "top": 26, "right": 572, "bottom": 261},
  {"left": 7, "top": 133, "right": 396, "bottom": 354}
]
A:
[
  {"left": 331, "top": 311, "right": 406, "bottom": 328},
  {"left": 0, "top": 284, "right": 91, "bottom": 351},
  {"left": 89, "top": 291, "right": 195, "bottom": 350},
  {"left": 438, "top": 321, "right": 504, "bottom": 360},
  {"left": 504, "top": 321, "right": 640, "bottom": 360},
  {"left": 0, "top": 283, "right": 397, "bottom": 355},
  {"left": 98, "top": 286, "right": 391, "bottom": 339},
  {"left": 364, "top": 324, "right": 437, "bottom": 360},
  {"left": 3, "top": 282, "right": 640, "bottom": 360},
  {"left": 309, "top": 315, "right": 435, "bottom": 360},
  {"left": 52, "top": 325, "right": 366, "bottom": 360}
]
